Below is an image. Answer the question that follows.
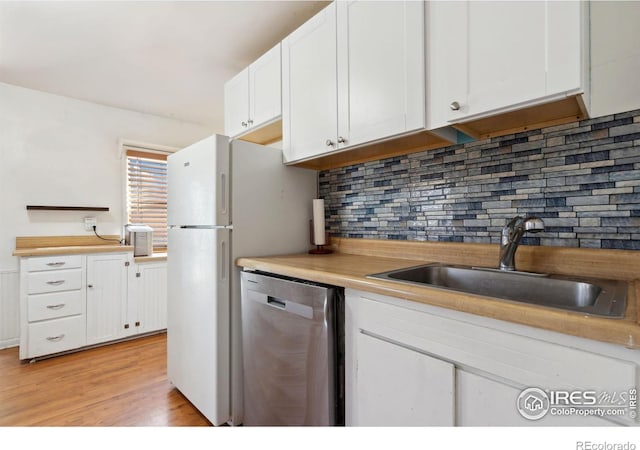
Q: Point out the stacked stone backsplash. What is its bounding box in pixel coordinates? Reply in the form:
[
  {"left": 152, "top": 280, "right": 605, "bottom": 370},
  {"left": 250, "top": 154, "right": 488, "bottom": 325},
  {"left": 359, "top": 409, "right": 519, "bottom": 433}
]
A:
[{"left": 319, "top": 109, "right": 640, "bottom": 250}]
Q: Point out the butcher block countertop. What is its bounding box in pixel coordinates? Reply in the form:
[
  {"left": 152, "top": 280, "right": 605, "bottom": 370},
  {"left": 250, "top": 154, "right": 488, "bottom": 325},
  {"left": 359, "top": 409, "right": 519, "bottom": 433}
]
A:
[
  {"left": 13, "top": 235, "right": 132, "bottom": 257},
  {"left": 237, "top": 237, "right": 640, "bottom": 349}
]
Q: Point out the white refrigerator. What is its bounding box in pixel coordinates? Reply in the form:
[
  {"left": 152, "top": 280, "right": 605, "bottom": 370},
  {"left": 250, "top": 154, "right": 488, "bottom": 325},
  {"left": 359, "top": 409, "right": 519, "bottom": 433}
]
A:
[{"left": 166, "top": 134, "right": 317, "bottom": 425}]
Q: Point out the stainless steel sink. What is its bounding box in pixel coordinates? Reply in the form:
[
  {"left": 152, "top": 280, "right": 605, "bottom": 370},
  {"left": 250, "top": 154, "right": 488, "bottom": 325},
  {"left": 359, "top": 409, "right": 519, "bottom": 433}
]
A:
[{"left": 368, "top": 264, "right": 627, "bottom": 318}]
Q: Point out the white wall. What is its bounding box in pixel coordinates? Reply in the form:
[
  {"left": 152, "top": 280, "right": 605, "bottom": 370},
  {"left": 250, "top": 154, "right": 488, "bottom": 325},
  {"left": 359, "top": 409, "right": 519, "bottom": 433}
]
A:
[
  {"left": 0, "top": 82, "right": 211, "bottom": 271},
  {"left": 590, "top": 1, "right": 640, "bottom": 117}
]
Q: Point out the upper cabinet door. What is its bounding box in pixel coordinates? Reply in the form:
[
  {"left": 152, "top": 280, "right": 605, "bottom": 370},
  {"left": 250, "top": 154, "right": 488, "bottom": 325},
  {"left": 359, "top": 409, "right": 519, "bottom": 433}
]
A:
[
  {"left": 249, "top": 43, "right": 281, "bottom": 130},
  {"left": 224, "top": 44, "right": 282, "bottom": 139},
  {"left": 462, "top": 1, "right": 547, "bottom": 120},
  {"left": 224, "top": 68, "right": 250, "bottom": 138},
  {"left": 337, "top": 0, "right": 425, "bottom": 149},
  {"left": 427, "top": 1, "right": 586, "bottom": 130},
  {"left": 282, "top": 2, "right": 337, "bottom": 163}
]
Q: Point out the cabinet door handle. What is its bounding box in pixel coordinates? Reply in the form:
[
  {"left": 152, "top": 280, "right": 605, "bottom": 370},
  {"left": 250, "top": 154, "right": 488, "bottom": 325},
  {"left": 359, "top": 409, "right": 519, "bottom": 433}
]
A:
[
  {"left": 247, "top": 119, "right": 254, "bottom": 125},
  {"left": 326, "top": 139, "right": 335, "bottom": 147},
  {"left": 46, "top": 280, "right": 65, "bottom": 286},
  {"left": 450, "top": 101, "right": 461, "bottom": 111},
  {"left": 46, "top": 334, "right": 65, "bottom": 342},
  {"left": 241, "top": 121, "right": 248, "bottom": 127},
  {"left": 87, "top": 284, "right": 94, "bottom": 288},
  {"left": 46, "top": 303, "right": 65, "bottom": 310},
  {"left": 46, "top": 262, "right": 65, "bottom": 267},
  {"left": 337, "top": 136, "right": 346, "bottom": 144}
]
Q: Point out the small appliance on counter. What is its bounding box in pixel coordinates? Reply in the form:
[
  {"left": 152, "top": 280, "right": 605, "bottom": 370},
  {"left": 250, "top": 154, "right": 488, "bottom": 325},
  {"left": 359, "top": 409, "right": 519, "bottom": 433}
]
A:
[{"left": 124, "top": 224, "right": 153, "bottom": 256}]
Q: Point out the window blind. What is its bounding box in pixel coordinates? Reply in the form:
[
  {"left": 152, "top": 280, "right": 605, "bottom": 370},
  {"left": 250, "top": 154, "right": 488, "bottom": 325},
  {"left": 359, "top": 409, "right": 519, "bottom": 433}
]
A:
[{"left": 126, "top": 150, "right": 168, "bottom": 250}]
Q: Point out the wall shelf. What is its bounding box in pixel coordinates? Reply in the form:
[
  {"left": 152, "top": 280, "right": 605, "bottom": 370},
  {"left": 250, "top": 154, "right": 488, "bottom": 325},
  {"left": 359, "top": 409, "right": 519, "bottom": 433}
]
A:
[{"left": 26, "top": 205, "right": 110, "bottom": 212}]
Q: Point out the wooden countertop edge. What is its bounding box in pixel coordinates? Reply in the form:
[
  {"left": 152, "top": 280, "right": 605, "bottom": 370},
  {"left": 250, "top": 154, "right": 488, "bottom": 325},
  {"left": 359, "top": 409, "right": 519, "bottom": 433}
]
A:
[
  {"left": 13, "top": 245, "right": 133, "bottom": 257},
  {"left": 134, "top": 254, "right": 167, "bottom": 263},
  {"left": 237, "top": 256, "right": 640, "bottom": 350}
]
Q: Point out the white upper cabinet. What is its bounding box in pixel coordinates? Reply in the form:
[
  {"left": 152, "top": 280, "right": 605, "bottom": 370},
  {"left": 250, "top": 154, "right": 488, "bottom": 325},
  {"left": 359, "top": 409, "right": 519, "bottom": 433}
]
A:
[
  {"left": 283, "top": 0, "right": 429, "bottom": 165},
  {"left": 224, "top": 68, "right": 250, "bottom": 138},
  {"left": 249, "top": 45, "right": 282, "bottom": 132},
  {"left": 224, "top": 43, "right": 281, "bottom": 139},
  {"left": 282, "top": 2, "right": 338, "bottom": 163},
  {"left": 336, "top": 0, "right": 425, "bottom": 149},
  {"left": 427, "top": 0, "right": 588, "bottom": 135}
]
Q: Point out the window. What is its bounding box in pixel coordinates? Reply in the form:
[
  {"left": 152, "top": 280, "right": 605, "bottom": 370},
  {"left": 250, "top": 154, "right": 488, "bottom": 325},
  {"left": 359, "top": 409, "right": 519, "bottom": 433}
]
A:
[{"left": 126, "top": 149, "right": 168, "bottom": 251}]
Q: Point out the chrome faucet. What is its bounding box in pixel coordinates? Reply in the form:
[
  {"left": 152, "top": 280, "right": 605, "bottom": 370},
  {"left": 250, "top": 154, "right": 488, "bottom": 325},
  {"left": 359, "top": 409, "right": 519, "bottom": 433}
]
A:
[{"left": 498, "top": 216, "right": 545, "bottom": 271}]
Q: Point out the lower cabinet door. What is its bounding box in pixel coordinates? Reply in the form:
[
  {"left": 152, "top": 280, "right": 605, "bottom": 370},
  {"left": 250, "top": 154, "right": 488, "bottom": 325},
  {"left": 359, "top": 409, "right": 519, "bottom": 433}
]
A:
[
  {"left": 135, "top": 262, "right": 167, "bottom": 334},
  {"left": 456, "top": 369, "right": 615, "bottom": 426},
  {"left": 86, "top": 254, "right": 129, "bottom": 345},
  {"left": 354, "top": 332, "right": 455, "bottom": 426},
  {"left": 27, "top": 315, "right": 86, "bottom": 358}
]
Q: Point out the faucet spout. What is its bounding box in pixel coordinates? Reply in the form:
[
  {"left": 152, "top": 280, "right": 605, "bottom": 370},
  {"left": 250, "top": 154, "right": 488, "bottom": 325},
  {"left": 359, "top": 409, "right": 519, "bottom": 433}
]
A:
[{"left": 498, "top": 216, "right": 544, "bottom": 271}]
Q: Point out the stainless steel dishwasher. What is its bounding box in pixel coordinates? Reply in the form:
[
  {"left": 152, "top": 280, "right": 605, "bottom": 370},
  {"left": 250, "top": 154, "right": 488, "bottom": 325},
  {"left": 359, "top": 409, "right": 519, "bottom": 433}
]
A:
[{"left": 240, "top": 270, "right": 344, "bottom": 426}]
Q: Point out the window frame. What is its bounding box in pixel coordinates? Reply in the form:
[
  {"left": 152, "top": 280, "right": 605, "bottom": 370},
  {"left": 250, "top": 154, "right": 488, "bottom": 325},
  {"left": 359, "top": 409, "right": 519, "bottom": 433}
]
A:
[{"left": 120, "top": 141, "right": 177, "bottom": 253}]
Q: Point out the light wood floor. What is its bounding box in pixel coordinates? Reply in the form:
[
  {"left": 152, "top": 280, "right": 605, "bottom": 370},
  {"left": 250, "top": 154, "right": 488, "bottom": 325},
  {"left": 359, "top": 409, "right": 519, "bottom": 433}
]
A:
[{"left": 0, "top": 333, "right": 210, "bottom": 426}]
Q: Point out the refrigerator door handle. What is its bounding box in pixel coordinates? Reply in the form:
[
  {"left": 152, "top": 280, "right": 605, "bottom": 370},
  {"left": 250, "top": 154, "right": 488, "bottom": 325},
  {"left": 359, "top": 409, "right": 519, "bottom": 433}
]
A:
[
  {"left": 220, "top": 172, "right": 228, "bottom": 217},
  {"left": 220, "top": 239, "right": 228, "bottom": 281}
]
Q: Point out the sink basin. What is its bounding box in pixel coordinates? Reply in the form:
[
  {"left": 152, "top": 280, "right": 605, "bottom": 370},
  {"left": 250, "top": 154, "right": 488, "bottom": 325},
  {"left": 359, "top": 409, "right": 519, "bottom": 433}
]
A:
[{"left": 368, "top": 264, "right": 627, "bottom": 318}]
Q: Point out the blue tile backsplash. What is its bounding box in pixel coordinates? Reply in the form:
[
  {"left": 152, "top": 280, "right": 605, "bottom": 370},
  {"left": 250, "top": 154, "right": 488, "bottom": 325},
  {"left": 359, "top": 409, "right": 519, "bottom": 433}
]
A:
[{"left": 319, "top": 109, "right": 640, "bottom": 249}]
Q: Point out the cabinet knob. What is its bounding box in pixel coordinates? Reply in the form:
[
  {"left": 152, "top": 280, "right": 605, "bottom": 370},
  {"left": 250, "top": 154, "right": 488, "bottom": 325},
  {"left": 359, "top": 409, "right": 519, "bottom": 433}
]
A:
[
  {"left": 337, "top": 136, "right": 346, "bottom": 144},
  {"left": 247, "top": 119, "right": 254, "bottom": 125},
  {"left": 450, "top": 101, "right": 461, "bottom": 111},
  {"left": 326, "top": 139, "right": 335, "bottom": 147},
  {"left": 241, "top": 121, "right": 248, "bottom": 127},
  {"left": 87, "top": 284, "right": 93, "bottom": 288}
]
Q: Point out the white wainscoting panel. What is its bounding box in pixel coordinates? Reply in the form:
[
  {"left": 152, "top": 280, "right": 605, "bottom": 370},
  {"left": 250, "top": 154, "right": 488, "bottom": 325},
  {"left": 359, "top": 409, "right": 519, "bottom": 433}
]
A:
[{"left": 0, "top": 270, "right": 20, "bottom": 349}]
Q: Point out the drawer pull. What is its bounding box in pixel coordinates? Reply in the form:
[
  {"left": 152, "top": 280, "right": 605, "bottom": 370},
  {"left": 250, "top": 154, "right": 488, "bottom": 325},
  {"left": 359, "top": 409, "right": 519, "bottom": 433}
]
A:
[
  {"left": 46, "top": 303, "right": 65, "bottom": 310},
  {"left": 46, "top": 280, "right": 65, "bottom": 286},
  {"left": 46, "top": 334, "right": 65, "bottom": 342},
  {"left": 46, "top": 262, "right": 66, "bottom": 267}
]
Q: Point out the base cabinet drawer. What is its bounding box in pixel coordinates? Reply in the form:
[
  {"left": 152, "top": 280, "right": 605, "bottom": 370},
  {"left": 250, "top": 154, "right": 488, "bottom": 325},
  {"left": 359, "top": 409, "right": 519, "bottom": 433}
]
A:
[
  {"left": 28, "top": 290, "right": 84, "bottom": 322},
  {"left": 27, "top": 316, "right": 86, "bottom": 358},
  {"left": 27, "top": 255, "right": 83, "bottom": 272},
  {"left": 27, "top": 269, "right": 82, "bottom": 294}
]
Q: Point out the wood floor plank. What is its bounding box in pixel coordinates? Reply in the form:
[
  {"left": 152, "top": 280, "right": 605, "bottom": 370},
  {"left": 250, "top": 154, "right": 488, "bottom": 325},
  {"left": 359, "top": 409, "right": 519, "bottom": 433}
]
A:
[{"left": 0, "top": 333, "right": 210, "bottom": 426}]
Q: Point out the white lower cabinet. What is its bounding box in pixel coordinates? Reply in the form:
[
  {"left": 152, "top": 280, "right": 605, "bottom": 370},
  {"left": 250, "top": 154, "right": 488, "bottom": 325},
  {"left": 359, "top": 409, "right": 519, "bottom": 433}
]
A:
[
  {"left": 346, "top": 289, "right": 638, "bottom": 427},
  {"left": 19, "top": 252, "right": 167, "bottom": 360},
  {"left": 19, "top": 254, "right": 89, "bottom": 360},
  {"left": 354, "top": 332, "right": 454, "bottom": 426},
  {"left": 127, "top": 261, "right": 167, "bottom": 335},
  {"left": 456, "top": 369, "right": 610, "bottom": 427},
  {"left": 86, "top": 253, "right": 130, "bottom": 345}
]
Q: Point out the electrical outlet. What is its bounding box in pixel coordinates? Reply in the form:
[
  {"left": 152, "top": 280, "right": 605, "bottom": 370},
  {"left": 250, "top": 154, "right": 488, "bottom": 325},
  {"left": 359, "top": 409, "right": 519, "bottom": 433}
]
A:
[{"left": 84, "top": 217, "right": 96, "bottom": 231}]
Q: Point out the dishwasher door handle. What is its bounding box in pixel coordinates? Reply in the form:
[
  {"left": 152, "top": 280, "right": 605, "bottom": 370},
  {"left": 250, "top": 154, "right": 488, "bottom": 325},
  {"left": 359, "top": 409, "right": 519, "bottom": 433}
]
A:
[
  {"left": 248, "top": 289, "right": 314, "bottom": 319},
  {"left": 267, "top": 296, "right": 286, "bottom": 308}
]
